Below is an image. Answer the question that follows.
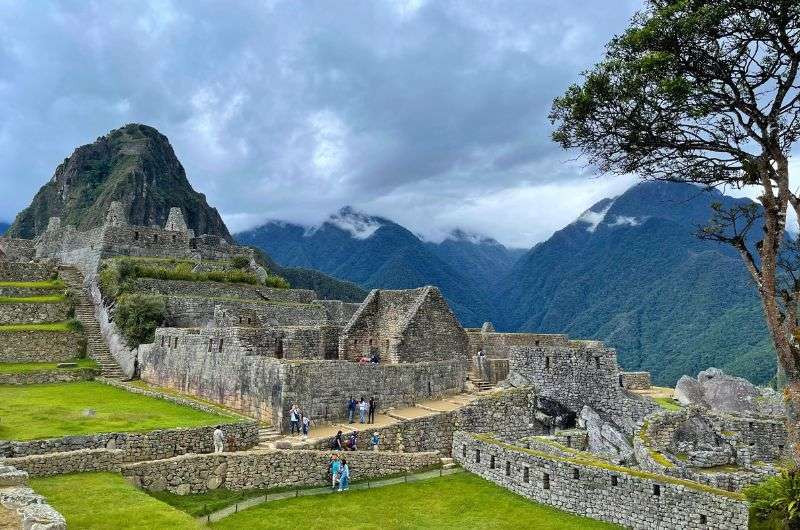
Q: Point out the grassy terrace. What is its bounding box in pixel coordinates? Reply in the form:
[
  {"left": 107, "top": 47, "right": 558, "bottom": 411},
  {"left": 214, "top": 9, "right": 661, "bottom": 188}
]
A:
[
  {"left": 0, "top": 358, "right": 98, "bottom": 374},
  {"left": 0, "top": 294, "right": 66, "bottom": 303},
  {"left": 31, "top": 472, "right": 618, "bottom": 529},
  {"left": 0, "top": 381, "right": 236, "bottom": 441},
  {"left": 0, "top": 280, "right": 65, "bottom": 289},
  {"left": 0, "top": 321, "right": 79, "bottom": 332}
]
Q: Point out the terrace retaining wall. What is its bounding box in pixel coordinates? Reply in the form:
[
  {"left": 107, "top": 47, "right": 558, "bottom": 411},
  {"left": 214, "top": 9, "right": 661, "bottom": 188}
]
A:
[
  {"left": 0, "top": 301, "right": 71, "bottom": 325},
  {"left": 0, "top": 331, "right": 83, "bottom": 362},
  {"left": 0, "top": 368, "right": 97, "bottom": 385}
]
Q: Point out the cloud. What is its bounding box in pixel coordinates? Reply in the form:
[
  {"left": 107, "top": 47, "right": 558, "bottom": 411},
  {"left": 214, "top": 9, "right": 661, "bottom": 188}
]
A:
[{"left": 0, "top": 0, "right": 645, "bottom": 247}]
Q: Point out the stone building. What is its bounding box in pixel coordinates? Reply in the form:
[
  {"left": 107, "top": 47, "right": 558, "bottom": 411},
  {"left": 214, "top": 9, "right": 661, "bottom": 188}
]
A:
[{"left": 339, "top": 286, "right": 469, "bottom": 363}]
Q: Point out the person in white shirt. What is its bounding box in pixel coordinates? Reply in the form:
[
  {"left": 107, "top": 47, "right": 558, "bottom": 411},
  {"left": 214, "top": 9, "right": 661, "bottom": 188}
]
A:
[
  {"left": 359, "top": 398, "right": 368, "bottom": 423},
  {"left": 213, "top": 426, "right": 224, "bottom": 453}
]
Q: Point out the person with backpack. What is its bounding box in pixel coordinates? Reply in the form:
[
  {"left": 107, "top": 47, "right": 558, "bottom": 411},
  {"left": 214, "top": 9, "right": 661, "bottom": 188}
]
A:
[
  {"left": 347, "top": 430, "right": 358, "bottom": 451},
  {"left": 331, "top": 430, "right": 344, "bottom": 450},
  {"left": 371, "top": 431, "right": 380, "bottom": 451},
  {"left": 289, "top": 404, "right": 301, "bottom": 435},
  {"left": 347, "top": 396, "right": 356, "bottom": 423}
]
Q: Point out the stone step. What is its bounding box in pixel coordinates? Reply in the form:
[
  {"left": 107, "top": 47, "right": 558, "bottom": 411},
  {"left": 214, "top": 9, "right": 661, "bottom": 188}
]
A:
[
  {"left": 442, "top": 462, "right": 457, "bottom": 470},
  {"left": 440, "top": 457, "right": 453, "bottom": 465}
]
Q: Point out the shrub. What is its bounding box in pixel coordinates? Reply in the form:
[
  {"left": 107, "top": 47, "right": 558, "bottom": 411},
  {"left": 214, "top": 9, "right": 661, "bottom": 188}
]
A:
[
  {"left": 231, "top": 255, "right": 250, "bottom": 269},
  {"left": 113, "top": 293, "right": 165, "bottom": 348},
  {"left": 745, "top": 469, "right": 800, "bottom": 529},
  {"left": 265, "top": 274, "right": 290, "bottom": 289}
]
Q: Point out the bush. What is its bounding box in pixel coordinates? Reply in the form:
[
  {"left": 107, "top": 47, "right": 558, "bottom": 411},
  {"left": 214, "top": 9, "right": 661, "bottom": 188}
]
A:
[
  {"left": 265, "top": 274, "right": 290, "bottom": 289},
  {"left": 745, "top": 469, "right": 800, "bottom": 529},
  {"left": 113, "top": 293, "right": 166, "bottom": 348},
  {"left": 231, "top": 255, "right": 250, "bottom": 269}
]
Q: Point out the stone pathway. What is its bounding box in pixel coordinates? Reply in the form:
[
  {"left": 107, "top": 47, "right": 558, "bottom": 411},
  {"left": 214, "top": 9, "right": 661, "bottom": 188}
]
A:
[
  {"left": 261, "top": 393, "right": 483, "bottom": 451},
  {"left": 58, "top": 266, "right": 124, "bottom": 379},
  {"left": 197, "top": 466, "right": 464, "bottom": 524}
]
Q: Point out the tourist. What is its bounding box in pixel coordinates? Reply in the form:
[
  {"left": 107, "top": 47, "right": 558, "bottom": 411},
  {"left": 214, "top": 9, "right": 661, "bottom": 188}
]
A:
[
  {"left": 289, "top": 404, "right": 301, "bottom": 435},
  {"left": 213, "top": 425, "right": 224, "bottom": 453},
  {"left": 331, "top": 430, "right": 344, "bottom": 450},
  {"left": 370, "top": 352, "right": 380, "bottom": 364},
  {"left": 359, "top": 396, "right": 368, "bottom": 423},
  {"left": 301, "top": 413, "right": 311, "bottom": 440},
  {"left": 329, "top": 454, "right": 341, "bottom": 490},
  {"left": 338, "top": 458, "right": 350, "bottom": 492},
  {"left": 346, "top": 430, "right": 358, "bottom": 451},
  {"left": 477, "top": 349, "right": 486, "bottom": 377},
  {"left": 368, "top": 396, "right": 376, "bottom": 423},
  {"left": 371, "top": 431, "right": 380, "bottom": 451},
  {"left": 347, "top": 396, "right": 356, "bottom": 423}
]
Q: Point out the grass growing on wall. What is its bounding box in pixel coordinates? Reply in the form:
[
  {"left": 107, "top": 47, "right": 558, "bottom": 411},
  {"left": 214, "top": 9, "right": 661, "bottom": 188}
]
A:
[
  {"left": 0, "top": 381, "right": 235, "bottom": 440},
  {"left": 31, "top": 473, "right": 200, "bottom": 530},
  {"left": 0, "top": 358, "right": 98, "bottom": 374},
  {"left": 209, "top": 472, "right": 620, "bottom": 530}
]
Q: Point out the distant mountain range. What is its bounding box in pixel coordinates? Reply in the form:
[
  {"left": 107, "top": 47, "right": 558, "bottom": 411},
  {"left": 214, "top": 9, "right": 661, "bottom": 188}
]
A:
[
  {"left": 236, "top": 208, "right": 522, "bottom": 326},
  {"left": 239, "top": 182, "right": 776, "bottom": 386},
  {"left": 0, "top": 222, "right": 8, "bottom": 236}
]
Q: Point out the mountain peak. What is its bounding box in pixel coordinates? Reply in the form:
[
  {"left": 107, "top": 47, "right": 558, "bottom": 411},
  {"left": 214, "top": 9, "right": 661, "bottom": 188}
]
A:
[
  {"left": 444, "top": 228, "right": 502, "bottom": 246},
  {"left": 7, "top": 124, "right": 231, "bottom": 240},
  {"left": 324, "top": 207, "right": 390, "bottom": 240}
]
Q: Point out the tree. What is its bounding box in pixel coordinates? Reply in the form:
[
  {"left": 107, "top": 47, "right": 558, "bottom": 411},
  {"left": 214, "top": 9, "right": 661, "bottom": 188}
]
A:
[{"left": 550, "top": 0, "right": 800, "bottom": 460}]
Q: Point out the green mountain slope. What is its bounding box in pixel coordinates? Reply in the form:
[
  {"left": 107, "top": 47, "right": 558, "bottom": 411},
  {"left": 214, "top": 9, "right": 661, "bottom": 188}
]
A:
[
  {"left": 7, "top": 124, "right": 231, "bottom": 240},
  {"left": 496, "top": 181, "right": 775, "bottom": 386}
]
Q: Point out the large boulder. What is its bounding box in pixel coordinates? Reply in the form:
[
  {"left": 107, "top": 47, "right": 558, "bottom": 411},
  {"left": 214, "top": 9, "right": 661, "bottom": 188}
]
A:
[
  {"left": 578, "top": 406, "right": 634, "bottom": 464},
  {"left": 674, "top": 367, "right": 783, "bottom": 418}
]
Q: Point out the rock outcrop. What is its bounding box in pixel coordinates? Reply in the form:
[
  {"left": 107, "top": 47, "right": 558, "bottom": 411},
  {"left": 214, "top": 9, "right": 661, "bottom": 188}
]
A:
[
  {"left": 578, "top": 406, "right": 634, "bottom": 464},
  {"left": 675, "top": 367, "right": 783, "bottom": 418}
]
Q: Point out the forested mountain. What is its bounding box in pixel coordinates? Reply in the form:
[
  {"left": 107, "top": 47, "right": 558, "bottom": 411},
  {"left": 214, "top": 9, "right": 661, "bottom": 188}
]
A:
[
  {"left": 7, "top": 124, "right": 231, "bottom": 240},
  {"left": 235, "top": 208, "right": 521, "bottom": 326},
  {"left": 496, "top": 181, "right": 774, "bottom": 386},
  {"left": 0, "top": 222, "right": 8, "bottom": 236}
]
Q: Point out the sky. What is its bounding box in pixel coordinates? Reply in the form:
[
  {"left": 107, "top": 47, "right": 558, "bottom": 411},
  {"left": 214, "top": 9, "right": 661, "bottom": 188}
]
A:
[{"left": 0, "top": 0, "right": 652, "bottom": 248}]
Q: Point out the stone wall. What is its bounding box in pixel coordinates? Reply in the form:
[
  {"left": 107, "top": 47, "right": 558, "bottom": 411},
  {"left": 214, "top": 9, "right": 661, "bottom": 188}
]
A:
[
  {"left": 6, "top": 448, "right": 125, "bottom": 476},
  {"left": 508, "top": 341, "right": 659, "bottom": 435},
  {"left": 122, "top": 449, "right": 441, "bottom": 495},
  {"left": 453, "top": 431, "right": 749, "bottom": 530},
  {"left": 620, "top": 372, "right": 651, "bottom": 390},
  {"left": 282, "top": 359, "right": 466, "bottom": 428},
  {"left": 0, "top": 237, "right": 36, "bottom": 261},
  {"left": 311, "top": 388, "right": 548, "bottom": 455},
  {"left": 0, "top": 262, "right": 56, "bottom": 282},
  {"left": 0, "top": 422, "right": 258, "bottom": 459},
  {"left": 0, "top": 331, "right": 84, "bottom": 362},
  {"left": 100, "top": 225, "right": 190, "bottom": 259},
  {"left": 134, "top": 278, "right": 316, "bottom": 303},
  {"left": 466, "top": 330, "right": 567, "bottom": 358},
  {"left": 0, "top": 463, "right": 66, "bottom": 529},
  {"left": 0, "top": 368, "right": 97, "bottom": 385},
  {"left": 0, "top": 301, "right": 71, "bottom": 325}
]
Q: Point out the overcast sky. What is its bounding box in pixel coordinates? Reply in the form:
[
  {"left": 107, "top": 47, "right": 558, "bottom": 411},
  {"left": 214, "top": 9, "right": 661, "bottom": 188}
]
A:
[{"left": 0, "top": 0, "right": 651, "bottom": 248}]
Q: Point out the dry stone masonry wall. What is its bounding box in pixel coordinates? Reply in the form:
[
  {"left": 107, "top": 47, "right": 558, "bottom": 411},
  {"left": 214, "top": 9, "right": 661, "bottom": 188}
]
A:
[
  {"left": 0, "top": 331, "right": 83, "bottom": 362},
  {"left": 0, "top": 301, "right": 71, "bottom": 325},
  {"left": 453, "top": 432, "right": 748, "bottom": 530}
]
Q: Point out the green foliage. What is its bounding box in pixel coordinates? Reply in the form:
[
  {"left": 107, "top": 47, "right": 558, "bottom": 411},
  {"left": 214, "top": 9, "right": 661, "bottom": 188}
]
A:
[
  {"left": 0, "top": 321, "right": 80, "bottom": 333},
  {"left": 264, "top": 273, "right": 290, "bottom": 289},
  {"left": 0, "top": 280, "right": 65, "bottom": 289},
  {"left": 0, "top": 294, "right": 66, "bottom": 304},
  {"left": 113, "top": 293, "right": 165, "bottom": 348},
  {"left": 654, "top": 397, "right": 681, "bottom": 412},
  {"left": 745, "top": 470, "right": 800, "bottom": 529},
  {"left": 231, "top": 255, "right": 250, "bottom": 269},
  {"left": 0, "top": 358, "right": 98, "bottom": 374}
]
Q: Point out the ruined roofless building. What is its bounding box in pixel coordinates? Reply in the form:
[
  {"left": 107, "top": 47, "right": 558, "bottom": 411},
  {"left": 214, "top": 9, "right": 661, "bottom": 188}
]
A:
[{"left": 338, "top": 286, "right": 469, "bottom": 363}]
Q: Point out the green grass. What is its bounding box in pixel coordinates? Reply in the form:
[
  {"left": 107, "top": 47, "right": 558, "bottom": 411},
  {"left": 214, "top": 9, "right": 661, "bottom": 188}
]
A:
[
  {"left": 0, "top": 294, "right": 66, "bottom": 303},
  {"left": 0, "top": 381, "right": 236, "bottom": 440},
  {"left": 653, "top": 397, "right": 682, "bottom": 411},
  {"left": 0, "top": 321, "right": 78, "bottom": 333},
  {"left": 151, "top": 488, "right": 271, "bottom": 517},
  {"left": 0, "top": 280, "right": 65, "bottom": 289},
  {"left": 209, "top": 472, "right": 620, "bottom": 529},
  {"left": 31, "top": 473, "right": 200, "bottom": 530},
  {"left": 0, "top": 358, "right": 98, "bottom": 374}
]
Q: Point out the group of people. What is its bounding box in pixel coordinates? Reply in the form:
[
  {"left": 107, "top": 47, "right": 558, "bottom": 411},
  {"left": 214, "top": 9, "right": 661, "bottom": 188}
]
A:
[
  {"left": 331, "top": 429, "right": 380, "bottom": 452},
  {"left": 328, "top": 454, "right": 351, "bottom": 491},
  {"left": 288, "top": 403, "right": 312, "bottom": 438},
  {"left": 357, "top": 352, "right": 381, "bottom": 364},
  {"left": 347, "top": 396, "right": 376, "bottom": 424}
]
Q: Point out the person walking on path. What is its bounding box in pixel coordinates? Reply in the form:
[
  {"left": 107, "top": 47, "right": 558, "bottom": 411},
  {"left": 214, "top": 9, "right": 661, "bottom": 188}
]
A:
[
  {"left": 213, "top": 425, "right": 224, "bottom": 453},
  {"left": 347, "top": 397, "right": 356, "bottom": 423},
  {"left": 301, "top": 413, "right": 311, "bottom": 440},
  {"left": 338, "top": 458, "right": 350, "bottom": 492},
  {"left": 368, "top": 396, "right": 376, "bottom": 424},
  {"left": 289, "top": 404, "right": 301, "bottom": 435},
  {"left": 331, "top": 430, "right": 344, "bottom": 450},
  {"left": 359, "top": 397, "right": 368, "bottom": 423},
  {"left": 371, "top": 431, "right": 380, "bottom": 451},
  {"left": 329, "top": 454, "right": 341, "bottom": 490}
]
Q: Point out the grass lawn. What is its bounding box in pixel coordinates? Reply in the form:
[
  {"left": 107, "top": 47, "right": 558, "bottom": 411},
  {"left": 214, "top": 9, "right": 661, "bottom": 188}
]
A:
[
  {"left": 151, "top": 487, "right": 271, "bottom": 517},
  {"left": 0, "top": 358, "right": 98, "bottom": 373},
  {"left": 0, "top": 280, "right": 64, "bottom": 289},
  {"left": 653, "top": 396, "right": 682, "bottom": 411},
  {"left": 0, "top": 381, "right": 236, "bottom": 440},
  {"left": 210, "top": 472, "right": 621, "bottom": 530},
  {"left": 31, "top": 473, "right": 200, "bottom": 530}
]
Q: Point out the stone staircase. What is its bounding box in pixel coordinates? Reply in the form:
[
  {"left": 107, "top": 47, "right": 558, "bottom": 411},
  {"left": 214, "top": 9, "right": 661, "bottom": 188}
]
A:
[
  {"left": 58, "top": 266, "right": 124, "bottom": 379},
  {"left": 255, "top": 427, "right": 281, "bottom": 450},
  {"left": 469, "top": 370, "right": 494, "bottom": 392},
  {"left": 440, "top": 457, "right": 456, "bottom": 470}
]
